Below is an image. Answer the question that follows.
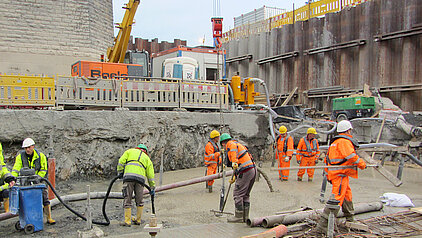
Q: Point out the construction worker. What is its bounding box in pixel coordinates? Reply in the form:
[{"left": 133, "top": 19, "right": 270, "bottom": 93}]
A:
[
  {"left": 220, "top": 133, "right": 256, "bottom": 223},
  {"left": 325, "top": 120, "right": 366, "bottom": 221},
  {"left": 11, "top": 138, "right": 55, "bottom": 224},
  {"left": 117, "top": 143, "right": 155, "bottom": 227},
  {"left": 276, "top": 126, "right": 294, "bottom": 181},
  {"left": 0, "top": 143, "right": 16, "bottom": 213},
  {"left": 296, "top": 128, "right": 320, "bottom": 182},
  {"left": 204, "top": 130, "right": 221, "bottom": 193}
]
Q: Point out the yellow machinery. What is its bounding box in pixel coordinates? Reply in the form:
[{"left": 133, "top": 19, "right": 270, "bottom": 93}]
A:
[
  {"left": 230, "top": 75, "right": 260, "bottom": 105},
  {"left": 107, "top": 0, "right": 140, "bottom": 63}
]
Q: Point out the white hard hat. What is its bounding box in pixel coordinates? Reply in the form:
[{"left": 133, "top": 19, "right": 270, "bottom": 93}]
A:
[
  {"left": 337, "top": 120, "right": 353, "bottom": 133},
  {"left": 22, "top": 138, "right": 35, "bottom": 148}
]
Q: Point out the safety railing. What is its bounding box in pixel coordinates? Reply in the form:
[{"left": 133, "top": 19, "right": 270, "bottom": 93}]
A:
[
  {"left": 1, "top": 75, "right": 229, "bottom": 110},
  {"left": 0, "top": 75, "right": 55, "bottom": 107},
  {"left": 222, "top": 0, "right": 369, "bottom": 42}
]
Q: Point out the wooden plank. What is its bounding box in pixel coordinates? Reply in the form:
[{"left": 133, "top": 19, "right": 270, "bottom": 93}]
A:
[
  {"left": 371, "top": 116, "right": 386, "bottom": 159},
  {"left": 410, "top": 207, "right": 422, "bottom": 215},
  {"left": 357, "top": 151, "right": 403, "bottom": 187},
  {"left": 281, "top": 87, "right": 298, "bottom": 106}
]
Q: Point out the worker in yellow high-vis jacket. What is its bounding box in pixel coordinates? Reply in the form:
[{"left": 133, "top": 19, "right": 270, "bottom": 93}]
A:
[
  {"left": 12, "top": 138, "right": 55, "bottom": 224},
  {"left": 117, "top": 143, "right": 155, "bottom": 227},
  {"left": 0, "top": 143, "right": 16, "bottom": 213}
]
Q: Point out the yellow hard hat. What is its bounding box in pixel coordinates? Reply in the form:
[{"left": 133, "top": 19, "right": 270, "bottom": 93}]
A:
[
  {"left": 307, "top": 127, "right": 317, "bottom": 135},
  {"left": 279, "top": 126, "right": 287, "bottom": 134},
  {"left": 210, "top": 130, "right": 220, "bottom": 139}
]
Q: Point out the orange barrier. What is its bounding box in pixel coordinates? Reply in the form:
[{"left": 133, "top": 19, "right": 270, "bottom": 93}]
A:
[{"left": 48, "top": 158, "right": 56, "bottom": 200}]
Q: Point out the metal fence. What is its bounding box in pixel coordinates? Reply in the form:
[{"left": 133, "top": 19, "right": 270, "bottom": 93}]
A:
[
  {"left": 222, "top": 0, "right": 369, "bottom": 42},
  {"left": 0, "top": 75, "right": 229, "bottom": 110}
]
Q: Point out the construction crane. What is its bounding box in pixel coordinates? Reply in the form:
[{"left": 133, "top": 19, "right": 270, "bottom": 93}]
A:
[{"left": 71, "top": 0, "right": 150, "bottom": 79}]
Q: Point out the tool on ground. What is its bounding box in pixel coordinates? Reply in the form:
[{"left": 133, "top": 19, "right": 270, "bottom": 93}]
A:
[
  {"left": 358, "top": 151, "right": 403, "bottom": 187},
  {"left": 212, "top": 173, "right": 235, "bottom": 217},
  {"left": 319, "top": 171, "right": 328, "bottom": 203}
]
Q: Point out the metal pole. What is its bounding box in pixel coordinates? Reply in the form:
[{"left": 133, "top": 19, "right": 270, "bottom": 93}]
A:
[
  {"left": 86, "top": 185, "right": 92, "bottom": 230},
  {"left": 159, "top": 152, "right": 164, "bottom": 187},
  {"left": 271, "top": 164, "right": 378, "bottom": 171}
]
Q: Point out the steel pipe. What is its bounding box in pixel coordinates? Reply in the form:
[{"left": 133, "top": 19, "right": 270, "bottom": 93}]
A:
[
  {"left": 0, "top": 212, "right": 18, "bottom": 221},
  {"left": 242, "top": 224, "right": 288, "bottom": 238}
]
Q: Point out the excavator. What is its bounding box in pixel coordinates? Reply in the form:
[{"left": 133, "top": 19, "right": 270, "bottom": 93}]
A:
[{"left": 71, "top": 0, "right": 150, "bottom": 79}]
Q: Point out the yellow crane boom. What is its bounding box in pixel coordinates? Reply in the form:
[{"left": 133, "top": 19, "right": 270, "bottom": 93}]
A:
[{"left": 107, "top": 0, "right": 140, "bottom": 63}]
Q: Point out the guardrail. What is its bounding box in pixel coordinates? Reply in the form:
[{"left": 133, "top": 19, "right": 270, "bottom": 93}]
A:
[
  {"left": 222, "top": 0, "right": 369, "bottom": 42},
  {"left": 0, "top": 75, "right": 229, "bottom": 110}
]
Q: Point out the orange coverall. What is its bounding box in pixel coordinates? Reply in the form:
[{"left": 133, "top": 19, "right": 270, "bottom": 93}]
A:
[
  {"left": 276, "top": 135, "right": 294, "bottom": 180},
  {"left": 204, "top": 140, "right": 221, "bottom": 186},
  {"left": 296, "top": 136, "right": 320, "bottom": 179},
  {"left": 326, "top": 133, "right": 366, "bottom": 206}
]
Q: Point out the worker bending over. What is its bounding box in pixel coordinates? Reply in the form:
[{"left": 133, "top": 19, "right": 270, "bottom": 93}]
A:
[
  {"left": 0, "top": 143, "right": 16, "bottom": 213},
  {"left": 326, "top": 120, "right": 366, "bottom": 221},
  {"left": 204, "top": 130, "right": 222, "bottom": 193},
  {"left": 296, "top": 128, "right": 320, "bottom": 182},
  {"left": 276, "top": 126, "right": 294, "bottom": 181},
  {"left": 117, "top": 143, "right": 155, "bottom": 227},
  {"left": 220, "top": 133, "right": 256, "bottom": 223},
  {"left": 12, "top": 138, "right": 55, "bottom": 224}
]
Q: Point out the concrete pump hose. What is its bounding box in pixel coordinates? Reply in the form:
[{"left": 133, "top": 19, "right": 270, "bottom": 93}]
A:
[{"left": 249, "top": 78, "right": 275, "bottom": 141}]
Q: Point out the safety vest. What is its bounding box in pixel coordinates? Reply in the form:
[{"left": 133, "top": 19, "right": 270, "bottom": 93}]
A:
[
  {"left": 12, "top": 149, "right": 48, "bottom": 178},
  {"left": 297, "top": 137, "right": 319, "bottom": 158},
  {"left": 326, "top": 133, "right": 365, "bottom": 179},
  {"left": 225, "top": 140, "right": 255, "bottom": 173},
  {"left": 0, "top": 143, "right": 12, "bottom": 183},
  {"left": 204, "top": 140, "right": 220, "bottom": 165},
  {"left": 117, "top": 148, "right": 155, "bottom": 187},
  {"left": 276, "top": 135, "right": 294, "bottom": 157}
]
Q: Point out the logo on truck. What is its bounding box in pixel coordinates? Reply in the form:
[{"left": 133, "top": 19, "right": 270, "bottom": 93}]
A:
[{"left": 90, "top": 70, "right": 128, "bottom": 79}]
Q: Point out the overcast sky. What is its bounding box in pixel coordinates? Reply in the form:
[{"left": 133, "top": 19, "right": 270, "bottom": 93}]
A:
[{"left": 113, "top": 0, "right": 307, "bottom": 47}]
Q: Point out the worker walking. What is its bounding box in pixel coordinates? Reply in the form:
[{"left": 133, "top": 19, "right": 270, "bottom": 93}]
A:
[
  {"left": 296, "top": 128, "right": 320, "bottom": 182},
  {"left": 0, "top": 143, "right": 16, "bottom": 213},
  {"left": 220, "top": 133, "right": 256, "bottom": 223},
  {"left": 204, "top": 130, "right": 221, "bottom": 193},
  {"left": 276, "top": 126, "right": 294, "bottom": 181},
  {"left": 11, "top": 138, "right": 55, "bottom": 224},
  {"left": 117, "top": 143, "right": 155, "bottom": 227}
]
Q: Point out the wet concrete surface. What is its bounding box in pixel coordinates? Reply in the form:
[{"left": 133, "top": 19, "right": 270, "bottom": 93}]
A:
[{"left": 0, "top": 162, "right": 421, "bottom": 237}]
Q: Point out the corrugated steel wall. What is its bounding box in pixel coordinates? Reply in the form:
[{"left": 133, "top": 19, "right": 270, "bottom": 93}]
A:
[{"left": 224, "top": 0, "right": 422, "bottom": 112}]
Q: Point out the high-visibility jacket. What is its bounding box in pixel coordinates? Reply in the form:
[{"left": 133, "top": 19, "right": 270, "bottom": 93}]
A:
[
  {"left": 12, "top": 149, "right": 48, "bottom": 178},
  {"left": 0, "top": 143, "right": 13, "bottom": 192},
  {"left": 117, "top": 148, "right": 155, "bottom": 188},
  {"left": 326, "top": 133, "right": 366, "bottom": 180},
  {"left": 296, "top": 136, "right": 320, "bottom": 161},
  {"left": 276, "top": 134, "right": 294, "bottom": 158},
  {"left": 224, "top": 140, "right": 255, "bottom": 173},
  {"left": 204, "top": 140, "right": 221, "bottom": 166}
]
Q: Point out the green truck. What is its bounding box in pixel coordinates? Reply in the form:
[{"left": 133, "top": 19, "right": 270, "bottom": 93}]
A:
[{"left": 332, "top": 96, "right": 376, "bottom": 121}]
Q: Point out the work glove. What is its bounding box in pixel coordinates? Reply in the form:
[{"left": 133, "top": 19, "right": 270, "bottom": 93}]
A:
[
  {"left": 149, "top": 187, "right": 156, "bottom": 197},
  {"left": 117, "top": 173, "right": 124, "bottom": 179},
  {"left": 229, "top": 176, "right": 236, "bottom": 184},
  {"left": 232, "top": 162, "right": 239, "bottom": 170},
  {"left": 315, "top": 159, "right": 319, "bottom": 165},
  {"left": 358, "top": 163, "right": 366, "bottom": 170},
  {"left": 215, "top": 152, "right": 221, "bottom": 160},
  {"left": 297, "top": 160, "right": 301, "bottom": 165},
  {"left": 284, "top": 157, "right": 290, "bottom": 162},
  {"left": 8, "top": 180, "right": 16, "bottom": 188}
]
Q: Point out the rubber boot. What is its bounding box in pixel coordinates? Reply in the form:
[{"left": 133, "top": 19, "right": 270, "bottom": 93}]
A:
[
  {"left": 227, "top": 203, "right": 244, "bottom": 223},
  {"left": 208, "top": 185, "right": 212, "bottom": 193},
  {"left": 342, "top": 200, "right": 355, "bottom": 222},
  {"left": 120, "top": 208, "right": 131, "bottom": 227},
  {"left": 44, "top": 205, "right": 56, "bottom": 225},
  {"left": 132, "top": 206, "right": 143, "bottom": 225},
  {"left": 243, "top": 202, "right": 250, "bottom": 223},
  {"left": 308, "top": 177, "right": 313, "bottom": 182},
  {"left": 297, "top": 176, "right": 302, "bottom": 181},
  {"left": 3, "top": 198, "right": 9, "bottom": 213}
]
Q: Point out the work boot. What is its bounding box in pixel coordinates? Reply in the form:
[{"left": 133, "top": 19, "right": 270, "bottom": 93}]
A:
[
  {"left": 227, "top": 203, "right": 244, "bottom": 223},
  {"left": 44, "top": 205, "right": 56, "bottom": 225},
  {"left": 308, "top": 177, "right": 313, "bottom": 182},
  {"left": 3, "top": 198, "right": 9, "bottom": 213},
  {"left": 208, "top": 185, "right": 212, "bottom": 193},
  {"left": 243, "top": 202, "right": 250, "bottom": 223},
  {"left": 132, "top": 206, "right": 144, "bottom": 225},
  {"left": 297, "top": 176, "right": 302, "bottom": 181},
  {"left": 282, "top": 178, "right": 288, "bottom": 181},
  {"left": 342, "top": 200, "right": 355, "bottom": 222},
  {"left": 120, "top": 208, "right": 131, "bottom": 227}
]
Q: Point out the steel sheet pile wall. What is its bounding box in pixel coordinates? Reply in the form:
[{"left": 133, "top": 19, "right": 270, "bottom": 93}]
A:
[{"left": 224, "top": 0, "right": 422, "bottom": 112}]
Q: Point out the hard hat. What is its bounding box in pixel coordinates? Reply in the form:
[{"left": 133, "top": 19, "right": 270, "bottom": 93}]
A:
[
  {"left": 137, "top": 144, "right": 148, "bottom": 152},
  {"left": 279, "top": 126, "right": 287, "bottom": 134},
  {"left": 22, "top": 138, "right": 35, "bottom": 148},
  {"left": 219, "top": 133, "right": 232, "bottom": 143},
  {"left": 210, "top": 130, "right": 220, "bottom": 139},
  {"left": 307, "top": 128, "right": 317, "bottom": 135},
  {"left": 337, "top": 120, "right": 353, "bottom": 133}
]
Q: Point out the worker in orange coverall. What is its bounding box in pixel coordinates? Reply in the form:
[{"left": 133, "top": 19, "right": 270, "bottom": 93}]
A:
[
  {"left": 276, "top": 126, "right": 294, "bottom": 181},
  {"left": 204, "top": 130, "right": 221, "bottom": 193},
  {"left": 296, "top": 127, "right": 320, "bottom": 182},
  {"left": 326, "top": 120, "right": 366, "bottom": 222}
]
